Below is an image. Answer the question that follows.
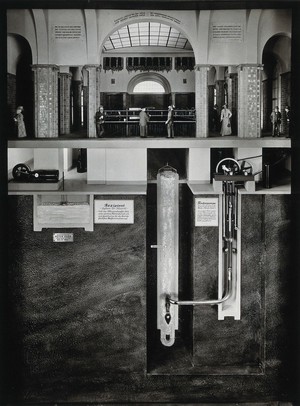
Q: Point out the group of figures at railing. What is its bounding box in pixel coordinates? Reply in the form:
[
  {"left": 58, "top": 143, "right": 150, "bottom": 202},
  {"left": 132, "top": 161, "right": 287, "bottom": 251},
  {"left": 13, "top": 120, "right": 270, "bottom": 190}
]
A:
[
  {"left": 95, "top": 105, "right": 196, "bottom": 138},
  {"left": 208, "top": 104, "right": 290, "bottom": 138},
  {"left": 11, "top": 103, "right": 290, "bottom": 139}
]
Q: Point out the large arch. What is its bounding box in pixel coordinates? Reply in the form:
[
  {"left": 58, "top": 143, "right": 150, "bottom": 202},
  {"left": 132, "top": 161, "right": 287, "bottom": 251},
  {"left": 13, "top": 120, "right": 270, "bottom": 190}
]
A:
[
  {"left": 99, "top": 18, "right": 196, "bottom": 113},
  {"left": 262, "top": 34, "right": 291, "bottom": 74},
  {"left": 127, "top": 72, "right": 171, "bottom": 94},
  {"left": 257, "top": 9, "right": 291, "bottom": 64},
  {"left": 99, "top": 17, "right": 196, "bottom": 59},
  {"left": 7, "top": 9, "right": 37, "bottom": 64}
]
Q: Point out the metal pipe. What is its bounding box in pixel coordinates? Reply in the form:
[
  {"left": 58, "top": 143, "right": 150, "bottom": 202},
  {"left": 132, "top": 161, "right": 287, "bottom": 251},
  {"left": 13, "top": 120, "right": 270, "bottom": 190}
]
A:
[
  {"left": 168, "top": 181, "right": 235, "bottom": 307},
  {"left": 234, "top": 185, "right": 238, "bottom": 230},
  {"left": 236, "top": 155, "right": 262, "bottom": 161},
  {"left": 168, "top": 268, "right": 232, "bottom": 306}
]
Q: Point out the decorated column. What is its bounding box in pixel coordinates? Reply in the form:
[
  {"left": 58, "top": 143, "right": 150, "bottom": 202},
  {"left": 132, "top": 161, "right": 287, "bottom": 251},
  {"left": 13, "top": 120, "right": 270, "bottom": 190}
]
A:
[
  {"left": 72, "top": 79, "right": 82, "bottom": 131},
  {"left": 208, "top": 84, "right": 215, "bottom": 131},
  {"left": 194, "top": 64, "right": 210, "bottom": 138},
  {"left": 216, "top": 80, "right": 225, "bottom": 109},
  {"left": 71, "top": 67, "right": 83, "bottom": 131},
  {"left": 280, "top": 71, "right": 291, "bottom": 135},
  {"left": 226, "top": 71, "right": 238, "bottom": 135},
  {"left": 32, "top": 64, "right": 59, "bottom": 138},
  {"left": 261, "top": 78, "right": 272, "bottom": 133},
  {"left": 123, "top": 92, "right": 128, "bottom": 109},
  {"left": 238, "top": 64, "right": 263, "bottom": 138},
  {"left": 171, "top": 92, "right": 176, "bottom": 107},
  {"left": 82, "top": 65, "right": 101, "bottom": 138},
  {"left": 208, "top": 85, "right": 215, "bottom": 107},
  {"left": 58, "top": 72, "right": 72, "bottom": 135}
]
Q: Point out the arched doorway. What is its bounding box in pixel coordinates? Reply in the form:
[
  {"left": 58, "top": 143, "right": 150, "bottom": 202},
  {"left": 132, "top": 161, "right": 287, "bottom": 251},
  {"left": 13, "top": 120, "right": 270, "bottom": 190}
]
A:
[
  {"left": 7, "top": 34, "right": 34, "bottom": 136},
  {"left": 127, "top": 72, "right": 171, "bottom": 109},
  {"left": 262, "top": 34, "right": 291, "bottom": 135},
  {"left": 15, "top": 35, "right": 34, "bottom": 136}
]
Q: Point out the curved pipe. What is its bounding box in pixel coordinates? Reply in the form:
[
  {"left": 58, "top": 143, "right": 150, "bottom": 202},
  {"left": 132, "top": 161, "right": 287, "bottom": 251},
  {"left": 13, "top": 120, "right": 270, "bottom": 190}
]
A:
[{"left": 167, "top": 268, "right": 232, "bottom": 306}]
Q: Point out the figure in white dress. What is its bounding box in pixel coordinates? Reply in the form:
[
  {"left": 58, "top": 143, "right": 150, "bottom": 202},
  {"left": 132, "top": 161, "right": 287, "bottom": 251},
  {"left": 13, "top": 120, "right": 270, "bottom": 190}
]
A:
[
  {"left": 220, "top": 104, "right": 232, "bottom": 136},
  {"left": 14, "top": 106, "right": 27, "bottom": 138}
]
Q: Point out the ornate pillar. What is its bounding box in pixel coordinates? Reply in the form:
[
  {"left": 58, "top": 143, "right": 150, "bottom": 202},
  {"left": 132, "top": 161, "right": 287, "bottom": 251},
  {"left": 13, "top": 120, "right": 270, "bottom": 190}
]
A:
[
  {"left": 238, "top": 64, "right": 263, "bottom": 138},
  {"left": 215, "top": 80, "right": 225, "bottom": 109},
  {"left": 82, "top": 64, "right": 101, "bottom": 138},
  {"left": 280, "top": 71, "right": 291, "bottom": 136},
  {"left": 58, "top": 72, "right": 72, "bottom": 135},
  {"left": 262, "top": 78, "right": 272, "bottom": 133},
  {"left": 32, "top": 64, "right": 59, "bottom": 138},
  {"left": 171, "top": 92, "right": 176, "bottom": 107},
  {"left": 208, "top": 84, "right": 215, "bottom": 131},
  {"left": 72, "top": 80, "right": 82, "bottom": 131},
  {"left": 7, "top": 73, "right": 17, "bottom": 135},
  {"left": 194, "top": 65, "right": 210, "bottom": 138},
  {"left": 227, "top": 73, "right": 238, "bottom": 135},
  {"left": 123, "top": 92, "right": 128, "bottom": 109}
]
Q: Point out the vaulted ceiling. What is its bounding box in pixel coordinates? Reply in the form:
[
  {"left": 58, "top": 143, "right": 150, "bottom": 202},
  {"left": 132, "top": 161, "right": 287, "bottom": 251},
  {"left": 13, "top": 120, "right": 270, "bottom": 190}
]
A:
[{"left": 103, "top": 22, "right": 192, "bottom": 51}]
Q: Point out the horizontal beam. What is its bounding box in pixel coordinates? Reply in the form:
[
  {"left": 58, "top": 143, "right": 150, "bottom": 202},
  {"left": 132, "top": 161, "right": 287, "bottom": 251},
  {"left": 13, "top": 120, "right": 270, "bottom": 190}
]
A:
[{"left": 8, "top": 137, "right": 291, "bottom": 149}]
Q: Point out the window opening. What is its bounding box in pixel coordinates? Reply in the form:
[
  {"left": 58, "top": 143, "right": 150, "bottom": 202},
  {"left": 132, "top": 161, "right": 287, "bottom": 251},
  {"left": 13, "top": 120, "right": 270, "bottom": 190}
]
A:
[{"left": 133, "top": 81, "right": 165, "bottom": 94}]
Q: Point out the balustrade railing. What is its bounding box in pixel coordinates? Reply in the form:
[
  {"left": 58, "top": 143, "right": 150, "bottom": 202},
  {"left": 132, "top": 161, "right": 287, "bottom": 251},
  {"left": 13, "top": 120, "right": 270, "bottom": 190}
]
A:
[{"left": 99, "top": 109, "right": 196, "bottom": 137}]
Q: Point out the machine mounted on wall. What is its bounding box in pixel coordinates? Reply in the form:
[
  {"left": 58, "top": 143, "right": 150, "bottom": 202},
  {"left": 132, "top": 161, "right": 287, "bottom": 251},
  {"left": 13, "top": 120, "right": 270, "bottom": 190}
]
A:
[{"left": 156, "top": 159, "right": 254, "bottom": 347}]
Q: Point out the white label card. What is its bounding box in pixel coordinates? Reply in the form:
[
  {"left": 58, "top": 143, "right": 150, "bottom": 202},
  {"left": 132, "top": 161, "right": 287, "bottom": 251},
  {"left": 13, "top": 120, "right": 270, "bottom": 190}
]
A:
[
  {"left": 94, "top": 200, "right": 134, "bottom": 224},
  {"left": 195, "top": 197, "right": 219, "bottom": 227}
]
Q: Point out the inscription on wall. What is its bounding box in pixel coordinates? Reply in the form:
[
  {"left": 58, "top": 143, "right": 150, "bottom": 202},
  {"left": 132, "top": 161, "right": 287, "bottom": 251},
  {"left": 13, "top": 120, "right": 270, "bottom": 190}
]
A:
[
  {"left": 211, "top": 23, "right": 243, "bottom": 42},
  {"left": 52, "top": 25, "right": 84, "bottom": 40},
  {"left": 114, "top": 12, "right": 181, "bottom": 25}
]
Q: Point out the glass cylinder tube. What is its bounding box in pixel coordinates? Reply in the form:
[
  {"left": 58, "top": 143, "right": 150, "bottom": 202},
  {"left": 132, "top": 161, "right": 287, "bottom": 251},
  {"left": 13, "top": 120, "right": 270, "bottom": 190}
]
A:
[{"left": 157, "top": 165, "right": 179, "bottom": 346}]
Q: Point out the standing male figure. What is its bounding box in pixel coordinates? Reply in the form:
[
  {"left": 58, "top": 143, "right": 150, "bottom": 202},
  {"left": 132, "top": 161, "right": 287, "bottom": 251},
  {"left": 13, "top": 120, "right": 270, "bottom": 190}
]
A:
[
  {"left": 165, "top": 105, "right": 174, "bottom": 138},
  {"left": 270, "top": 106, "right": 281, "bottom": 137},
  {"left": 284, "top": 105, "right": 290, "bottom": 138},
  {"left": 139, "top": 107, "right": 150, "bottom": 138},
  {"left": 95, "top": 105, "right": 105, "bottom": 137}
]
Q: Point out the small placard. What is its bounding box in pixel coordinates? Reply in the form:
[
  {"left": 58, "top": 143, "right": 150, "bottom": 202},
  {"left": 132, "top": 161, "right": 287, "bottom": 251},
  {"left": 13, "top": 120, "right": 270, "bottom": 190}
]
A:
[
  {"left": 195, "top": 197, "right": 219, "bottom": 227},
  {"left": 53, "top": 233, "right": 74, "bottom": 242},
  {"left": 94, "top": 200, "right": 134, "bottom": 224}
]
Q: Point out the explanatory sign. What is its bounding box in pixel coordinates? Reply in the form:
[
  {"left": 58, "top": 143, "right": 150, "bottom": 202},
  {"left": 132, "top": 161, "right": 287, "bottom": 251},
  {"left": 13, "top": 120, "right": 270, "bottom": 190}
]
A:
[
  {"left": 94, "top": 200, "right": 134, "bottom": 224},
  {"left": 211, "top": 23, "right": 243, "bottom": 42},
  {"left": 195, "top": 197, "right": 219, "bottom": 227},
  {"left": 52, "top": 24, "right": 83, "bottom": 40}
]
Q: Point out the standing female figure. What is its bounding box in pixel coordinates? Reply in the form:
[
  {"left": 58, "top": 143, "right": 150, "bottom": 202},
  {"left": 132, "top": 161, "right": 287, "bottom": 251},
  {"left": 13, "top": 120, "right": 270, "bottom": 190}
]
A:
[
  {"left": 14, "top": 106, "right": 27, "bottom": 138},
  {"left": 220, "top": 104, "right": 232, "bottom": 136}
]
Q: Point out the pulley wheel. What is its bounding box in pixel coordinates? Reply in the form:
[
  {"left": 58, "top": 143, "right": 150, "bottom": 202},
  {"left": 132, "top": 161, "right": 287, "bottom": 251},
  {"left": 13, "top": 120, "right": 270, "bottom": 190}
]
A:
[
  {"left": 215, "top": 158, "right": 241, "bottom": 175},
  {"left": 12, "top": 163, "right": 31, "bottom": 180}
]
